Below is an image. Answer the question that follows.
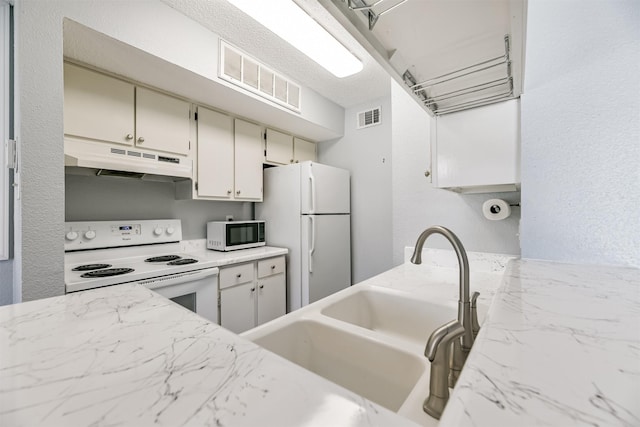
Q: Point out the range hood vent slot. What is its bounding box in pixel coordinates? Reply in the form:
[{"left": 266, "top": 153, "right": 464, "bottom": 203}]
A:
[
  {"left": 357, "top": 107, "right": 381, "bottom": 129},
  {"left": 65, "top": 138, "right": 192, "bottom": 182}
]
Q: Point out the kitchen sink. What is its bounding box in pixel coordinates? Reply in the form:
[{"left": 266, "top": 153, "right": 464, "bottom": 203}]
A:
[
  {"left": 249, "top": 319, "right": 426, "bottom": 412},
  {"left": 321, "top": 287, "right": 455, "bottom": 348}
]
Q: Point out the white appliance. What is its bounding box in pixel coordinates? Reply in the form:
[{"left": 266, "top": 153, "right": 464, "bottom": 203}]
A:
[
  {"left": 256, "top": 161, "right": 351, "bottom": 312},
  {"left": 64, "top": 219, "right": 218, "bottom": 323},
  {"left": 64, "top": 138, "right": 192, "bottom": 181},
  {"left": 207, "top": 220, "right": 266, "bottom": 251}
]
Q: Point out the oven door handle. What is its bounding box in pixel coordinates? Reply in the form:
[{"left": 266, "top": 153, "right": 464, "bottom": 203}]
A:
[{"left": 137, "top": 268, "right": 219, "bottom": 290}]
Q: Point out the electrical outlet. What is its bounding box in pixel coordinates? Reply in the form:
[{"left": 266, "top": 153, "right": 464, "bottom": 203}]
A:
[{"left": 226, "top": 215, "right": 234, "bottom": 221}]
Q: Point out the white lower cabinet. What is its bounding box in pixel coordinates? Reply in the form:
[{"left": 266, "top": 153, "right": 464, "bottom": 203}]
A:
[{"left": 219, "top": 256, "right": 286, "bottom": 334}]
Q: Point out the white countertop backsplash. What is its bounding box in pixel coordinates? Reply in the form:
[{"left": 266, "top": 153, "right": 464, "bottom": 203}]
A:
[{"left": 1, "top": 243, "right": 638, "bottom": 426}]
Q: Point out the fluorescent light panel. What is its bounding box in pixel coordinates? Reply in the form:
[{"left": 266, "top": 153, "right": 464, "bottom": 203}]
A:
[{"left": 227, "top": 0, "right": 363, "bottom": 78}]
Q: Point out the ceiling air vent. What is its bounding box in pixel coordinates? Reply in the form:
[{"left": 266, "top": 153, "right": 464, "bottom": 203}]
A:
[
  {"left": 357, "top": 107, "right": 381, "bottom": 129},
  {"left": 219, "top": 40, "right": 301, "bottom": 112}
]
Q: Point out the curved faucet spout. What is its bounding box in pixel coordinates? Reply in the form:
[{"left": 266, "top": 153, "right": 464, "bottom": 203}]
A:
[
  {"left": 411, "top": 226, "right": 475, "bottom": 387},
  {"left": 411, "top": 226, "right": 470, "bottom": 305}
]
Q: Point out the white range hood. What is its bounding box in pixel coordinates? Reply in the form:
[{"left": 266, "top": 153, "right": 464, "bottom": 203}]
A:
[{"left": 64, "top": 138, "right": 192, "bottom": 181}]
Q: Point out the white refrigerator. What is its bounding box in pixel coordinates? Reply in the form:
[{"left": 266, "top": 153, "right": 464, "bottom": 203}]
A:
[{"left": 256, "top": 161, "right": 351, "bottom": 312}]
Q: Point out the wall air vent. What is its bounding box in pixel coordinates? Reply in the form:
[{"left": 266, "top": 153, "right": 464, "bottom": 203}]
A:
[
  {"left": 357, "top": 107, "right": 381, "bottom": 129},
  {"left": 219, "top": 40, "right": 301, "bottom": 113}
]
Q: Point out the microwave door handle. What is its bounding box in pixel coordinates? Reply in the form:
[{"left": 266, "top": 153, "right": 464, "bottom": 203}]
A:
[
  {"left": 309, "top": 168, "right": 316, "bottom": 214},
  {"left": 309, "top": 216, "right": 315, "bottom": 273}
]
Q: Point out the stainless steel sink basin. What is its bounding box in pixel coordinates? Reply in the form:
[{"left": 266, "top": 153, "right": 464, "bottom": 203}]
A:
[
  {"left": 249, "top": 318, "right": 426, "bottom": 412},
  {"left": 321, "top": 287, "right": 455, "bottom": 348}
]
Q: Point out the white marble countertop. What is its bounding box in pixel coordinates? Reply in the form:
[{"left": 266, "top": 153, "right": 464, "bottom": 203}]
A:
[
  {"left": 439, "top": 259, "right": 640, "bottom": 427},
  {"left": 0, "top": 283, "right": 413, "bottom": 427},
  {"left": 2, "top": 246, "right": 638, "bottom": 427},
  {"left": 181, "top": 240, "right": 288, "bottom": 267}
]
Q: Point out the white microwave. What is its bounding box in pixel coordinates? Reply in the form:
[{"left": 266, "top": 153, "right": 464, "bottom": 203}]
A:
[{"left": 207, "top": 220, "right": 266, "bottom": 251}]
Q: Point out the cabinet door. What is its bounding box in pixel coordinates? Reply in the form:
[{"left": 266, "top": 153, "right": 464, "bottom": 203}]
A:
[
  {"left": 265, "top": 129, "right": 293, "bottom": 164},
  {"left": 220, "top": 282, "right": 256, "bottom": 334},
  {"left": 234, "top": 119, "right": 264, "bottom": 201},
  {"left": 197, "top": 107, "right": 234, "bottom": 198},
  {"left": 257, "top": 274, "right": 286, "bottom": 326},
  {"left": 64, "top": 63, "right": 135, "bottom": 146},
  {"left": 434, "top": 99, "right": 520, "bottom": 189},
  {"left": 293, "top": 137, "right": 316, "bottom": 163},
  {"left": 136, "top": 87, "right": 191, "bottom": 155}
]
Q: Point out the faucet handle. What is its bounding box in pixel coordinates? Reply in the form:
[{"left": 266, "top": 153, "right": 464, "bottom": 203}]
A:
[
  {"left": 471, "top": 291, "right": 481, "bottom": 338},
  {"left": 424, "top": 320, "right": 465, "bottom": 362}
]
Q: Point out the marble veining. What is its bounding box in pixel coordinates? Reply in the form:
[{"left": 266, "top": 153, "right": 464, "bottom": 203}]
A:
[
  {"left": 438, "top": 259, "right": 640, "bottom": 427},
  {"left": 0, "top": 284, "right": 415, "bottom": 427}
]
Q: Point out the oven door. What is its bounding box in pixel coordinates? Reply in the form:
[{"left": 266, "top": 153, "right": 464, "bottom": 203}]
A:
[{"left": 137, "top": 267, "right": 219, "bottom": 323}]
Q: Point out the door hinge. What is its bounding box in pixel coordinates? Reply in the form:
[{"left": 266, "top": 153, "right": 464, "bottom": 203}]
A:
[
  {"left": 6, "top": 139, "right": 17, "bottom": 170},
  {"left": 264, "top": 149, "right": 267, "bottom": 157},
  {"left": 263, "top": 132, "right": 267, "bottom": 141},
  {"left": 195, "top": 112, "right": 198, "bottom": 121},
  {"left": 195, "top": 182, "right": 199, "bottom": 191}
]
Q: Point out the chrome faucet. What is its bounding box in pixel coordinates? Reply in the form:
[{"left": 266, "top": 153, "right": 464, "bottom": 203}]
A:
[
  {"left": 411, "top": 226, "right": 477, "bottom": 388},
  {"left": 423, "top": 319, "right": 466, "bottom": 419}
]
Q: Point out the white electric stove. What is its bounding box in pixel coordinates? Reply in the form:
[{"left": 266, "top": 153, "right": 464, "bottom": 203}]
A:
[{"left": 64, "top": 219, "right": 219, "bottom": 323}]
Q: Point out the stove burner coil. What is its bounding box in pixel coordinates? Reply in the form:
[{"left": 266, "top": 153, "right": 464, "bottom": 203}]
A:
[
  {"left": 72, "top": 263, "right": 112, "bottom": 272},
  {"left": 80, "top": 268, "right": 135, "bottom": 278},
  {"left": 167, "top": 258, "right": 198, "bottom": 266},
  {"left": 145, "top": 255, "right": 181, "bottom": 262}
]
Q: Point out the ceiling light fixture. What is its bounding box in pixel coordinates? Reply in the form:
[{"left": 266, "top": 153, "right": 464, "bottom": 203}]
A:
[{"left": 226, "top": 0, "right": 363, "bottom": 78}]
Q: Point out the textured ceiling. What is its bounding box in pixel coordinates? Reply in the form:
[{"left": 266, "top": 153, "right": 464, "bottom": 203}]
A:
[{"left": 160, "top": 0, "right": 392, "bottom": 109}]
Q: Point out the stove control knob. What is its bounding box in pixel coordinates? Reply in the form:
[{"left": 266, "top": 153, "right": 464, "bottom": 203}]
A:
[
  {"left": 84, "top": 230, "right": 96, "bottom": 240},
  {"left": 65, "top": 231, "right": 79, "bottom": 241},
  {"left": 166, "top": 227, "right": 175, "bottom": 235},
  {"left": 153, "top": 227, "right": 164, "bottom": 236}
]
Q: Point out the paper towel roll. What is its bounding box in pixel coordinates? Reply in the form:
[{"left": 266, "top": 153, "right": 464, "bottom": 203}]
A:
[{"left": 482, "top": 199, "right": 511, "bottom": 220}]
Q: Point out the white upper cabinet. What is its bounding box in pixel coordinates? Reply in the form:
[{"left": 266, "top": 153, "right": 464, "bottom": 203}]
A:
[
  {"left": 64, "top": 63, "right": 190, "bottom": 156},
  {"left": 432, "top": 99, "right": 520, "bottom": 193},
  {"left": 64, "top": 63, "right": 134, "bottom": 146},
  {"left": 265, "top": 129, "right": 293, "bottom": 165},
  {"left": 293, "top": 138, "right": 316, "bottom": 163},
  {"left": 180, "top": 109, "right": 264, "bottom": 202},
  {"left": 265, "top": 129, "right": 316, "bottom": 165},
  {"left": 196, "top": 107, "right": 234, "bottom": 199},
  {"left": 135, "top": 87, "right": 191, "bottom": 155},
  {"left": 234, "top": 119, "right": 264, "bottom": 201}
]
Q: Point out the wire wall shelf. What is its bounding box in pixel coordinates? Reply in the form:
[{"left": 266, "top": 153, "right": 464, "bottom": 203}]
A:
[{"left": 409, "top": 35, "right": 514, "bottom": 115}]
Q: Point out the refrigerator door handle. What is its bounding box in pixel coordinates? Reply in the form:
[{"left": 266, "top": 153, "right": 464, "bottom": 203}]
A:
[
  {"left": 309, "top": 216, "right": 316, "bottom": 273},
  {"left": 309, "top": 167, "right": 316, "bottom": 214}
]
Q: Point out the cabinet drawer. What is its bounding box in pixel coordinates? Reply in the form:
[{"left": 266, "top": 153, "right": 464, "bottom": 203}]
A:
[
  {"left": 258, "top": 256, "right": 285, "bottom": 278},
  {"left": 219, "top": 263, "right": 255, "bottom": 289}
]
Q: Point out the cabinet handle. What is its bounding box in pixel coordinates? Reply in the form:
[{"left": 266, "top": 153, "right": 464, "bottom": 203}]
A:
[
  {"left": 251, "top": 287, "right": 255, "bottom": 292},
  {"left": 125, "top": 134, "right": 134, "bottom": 140},
  {"left": 137, "top": 137, "right": 145, "bottom": 143},
  {"left": 290, "top": 159, "right": 294, "bottom": 163},
  {"left": 259, "top": 285, "right": 264, "bottom": 289},
  {"left": 236, "top": 273, "right": 242, "bottom": 278},
  {"left": 227, "top": 190, "right": 232, "bottom": 195},
  {"left": 271, "top": 265, "right": 276, "bottom": 269},
  {"left": 236, "top": 190, "right": 241, "bottom": 195}
]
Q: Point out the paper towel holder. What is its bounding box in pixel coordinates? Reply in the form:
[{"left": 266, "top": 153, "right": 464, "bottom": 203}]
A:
[{"left": 488, "top": 202, "right": 519, "bottom": 214}]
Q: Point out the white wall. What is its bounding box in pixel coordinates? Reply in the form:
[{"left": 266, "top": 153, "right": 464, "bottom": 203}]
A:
[
  {"left": 319, "top": 96, "right": 394, "bottom": 284},
  {"left": 65, "top": 175, "right": 252, "bottom": 239},
  {"left": 520, "top": 0, "right": 640, "bottom": 267},
  {"left": 391, "top": 81, "right": 521, "bottom": 266}
]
